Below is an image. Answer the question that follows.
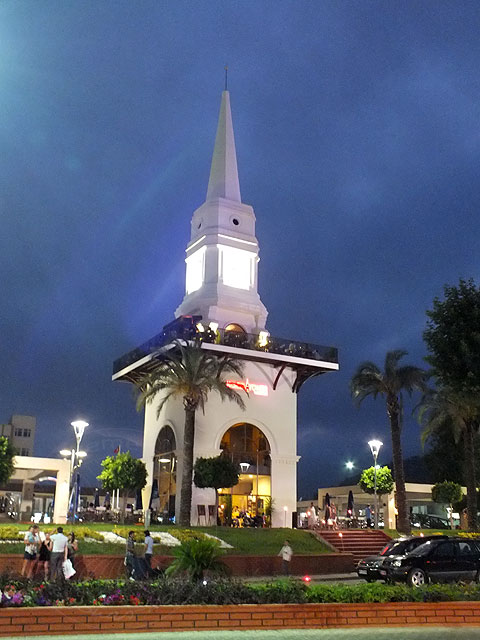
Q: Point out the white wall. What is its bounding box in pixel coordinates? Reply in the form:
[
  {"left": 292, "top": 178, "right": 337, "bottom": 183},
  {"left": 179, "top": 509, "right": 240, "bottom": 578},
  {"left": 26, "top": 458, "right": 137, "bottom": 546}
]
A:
[{"left": 141, "top": 358, "right": 299, "bottom": 527}]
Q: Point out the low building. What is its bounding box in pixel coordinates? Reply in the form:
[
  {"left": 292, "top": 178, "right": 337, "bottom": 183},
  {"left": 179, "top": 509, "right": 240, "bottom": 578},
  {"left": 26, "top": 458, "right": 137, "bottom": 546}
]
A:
[
  {"left": 0, "top": 415, "right": 36, "bottom": 456},
  {"left": 317, "top": 483, "right": 464, "bottom": 528},
  {"left": 0, "top": 456, "right": 70, "bottom": 523}
]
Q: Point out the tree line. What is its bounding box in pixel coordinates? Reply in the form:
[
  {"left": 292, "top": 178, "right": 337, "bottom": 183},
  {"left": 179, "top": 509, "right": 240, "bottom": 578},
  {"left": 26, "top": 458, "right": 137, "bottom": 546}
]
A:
[{"left": 351, "top": 278, "right": 480, "bottom": 532}]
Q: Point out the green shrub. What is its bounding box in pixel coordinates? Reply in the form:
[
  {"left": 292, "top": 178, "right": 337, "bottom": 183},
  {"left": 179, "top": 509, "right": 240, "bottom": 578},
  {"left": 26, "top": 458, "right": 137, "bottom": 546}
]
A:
[
  {"left": 112, "top": 526, "right": 143, "bottom": 542},
  {"left": 171, "top": 529, "right": 208, "bottom": 544},
  {"left": 1, "top": 575, "right": 480, "bottom": 608},
  {"left": 0, "top": 527, "right": 23, "bottom": 541},
  {"left": 166, "top": 538, "right": 227, "bottom": 581},
  {"left": 252, "top": 578, "right": 308, "bottom": 603}
]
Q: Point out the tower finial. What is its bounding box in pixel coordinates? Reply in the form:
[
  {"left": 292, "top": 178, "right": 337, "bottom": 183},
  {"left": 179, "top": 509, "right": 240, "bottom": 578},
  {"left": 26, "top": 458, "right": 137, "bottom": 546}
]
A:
[{"left": 224, "top": 65, "right": 228, "bottom": 91}]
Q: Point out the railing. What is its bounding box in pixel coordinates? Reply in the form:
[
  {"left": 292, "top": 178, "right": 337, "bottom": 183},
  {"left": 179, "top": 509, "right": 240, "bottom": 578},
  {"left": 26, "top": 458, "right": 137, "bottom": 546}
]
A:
[{"left": 113, "top": 318, "right": 338, "bottom": 375}]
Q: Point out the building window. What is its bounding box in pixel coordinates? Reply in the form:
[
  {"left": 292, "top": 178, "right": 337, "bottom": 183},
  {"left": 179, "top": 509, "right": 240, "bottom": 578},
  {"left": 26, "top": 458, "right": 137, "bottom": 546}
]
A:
[
  {"left": 21, "top": 448, "right": 29, "bottom": 456},
  {"left": 185, "top": 246, "right": 206, "bottom": 294},
  {"left": 218, "top": 244, "right": 254, "bottom": 290},
  {"left": 14, "top": 428, "right": 22, "bottom": 437},
  {"left": 23, "top": 429, "right": 31, "bottom": 438}
]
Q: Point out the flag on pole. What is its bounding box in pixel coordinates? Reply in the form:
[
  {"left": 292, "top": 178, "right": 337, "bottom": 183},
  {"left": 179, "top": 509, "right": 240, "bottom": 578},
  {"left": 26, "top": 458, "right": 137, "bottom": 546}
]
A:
[{"left": 114, "top": 445, "right": 120, "bottom": 455}]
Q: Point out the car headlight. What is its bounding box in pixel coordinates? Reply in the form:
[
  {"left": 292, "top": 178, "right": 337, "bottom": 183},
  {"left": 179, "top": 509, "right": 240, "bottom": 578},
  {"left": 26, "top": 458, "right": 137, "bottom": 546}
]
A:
[{"left": 393, "top": 560, "right": 402, "bottom": 567}]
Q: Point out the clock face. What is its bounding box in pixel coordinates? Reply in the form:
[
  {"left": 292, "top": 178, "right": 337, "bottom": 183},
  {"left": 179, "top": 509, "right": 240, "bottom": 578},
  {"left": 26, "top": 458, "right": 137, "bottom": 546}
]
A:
[{"left": 219, "top": 244, "right": 254, "bottom": 290}]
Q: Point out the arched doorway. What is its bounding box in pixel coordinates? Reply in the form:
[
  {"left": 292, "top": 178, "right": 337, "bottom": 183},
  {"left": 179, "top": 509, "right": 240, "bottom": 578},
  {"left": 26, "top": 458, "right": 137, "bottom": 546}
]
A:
[
  {"left": 153, "top": 426, "right": 177, "bottom": 523},
  {"left": 219, "top": 423, "right": 271, "bottom": 522}
]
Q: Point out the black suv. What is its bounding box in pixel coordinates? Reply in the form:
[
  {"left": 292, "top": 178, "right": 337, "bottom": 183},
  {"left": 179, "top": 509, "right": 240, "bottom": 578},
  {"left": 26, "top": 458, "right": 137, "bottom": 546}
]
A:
[
  {"left": 382, "top": 537, "right": 480, "bottom": 587},
  {"left": 357, "top": 535, "right": 445, "bottom": 582}
]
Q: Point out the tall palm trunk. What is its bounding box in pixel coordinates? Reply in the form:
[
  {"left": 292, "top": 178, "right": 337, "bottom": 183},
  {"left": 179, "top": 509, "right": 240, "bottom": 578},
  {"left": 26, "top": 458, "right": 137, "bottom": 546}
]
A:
[
  {"left": 388, "top": 397, "right": 410, "bottom": 534},
  {"left": 463, "top": 422, "right": 477, "bottom": 531},
  {"left": 179, "top": 405, "right": 196, "bottom": 527}
]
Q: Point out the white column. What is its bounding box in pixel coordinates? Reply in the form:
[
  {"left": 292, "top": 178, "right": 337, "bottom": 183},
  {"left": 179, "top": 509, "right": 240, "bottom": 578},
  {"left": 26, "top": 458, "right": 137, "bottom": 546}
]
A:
[
  {"left": 141, "top": 457, "right": 154, "bottom": 511},
  {"left": 270, "top": 454, "right": 299, "bottom": 528},
  {"left": 54, "top": 465, "right": 71, "bottom": 524}
]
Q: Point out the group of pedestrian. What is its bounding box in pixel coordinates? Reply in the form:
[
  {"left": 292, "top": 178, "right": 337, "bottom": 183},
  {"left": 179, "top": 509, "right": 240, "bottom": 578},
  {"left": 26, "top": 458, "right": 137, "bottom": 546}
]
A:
[
  {"left": 21, "top": 525, "right": 78, "bottom": 580},
  {"left": 306, "top": 501, "right": 338, "bottom": 530},
  {"left": 124, "top": 530, "right": 155, "bottom": 580}
]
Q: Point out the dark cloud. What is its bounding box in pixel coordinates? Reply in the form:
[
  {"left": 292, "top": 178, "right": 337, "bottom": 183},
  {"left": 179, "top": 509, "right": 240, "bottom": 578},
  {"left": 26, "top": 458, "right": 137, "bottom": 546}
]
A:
[{"left": 1, "top": 1, "right": 479, "bottom": 497}]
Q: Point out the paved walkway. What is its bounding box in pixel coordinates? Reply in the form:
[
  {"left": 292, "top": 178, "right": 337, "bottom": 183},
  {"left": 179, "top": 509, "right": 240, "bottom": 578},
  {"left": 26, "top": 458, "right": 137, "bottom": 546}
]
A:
[{"left": 6, "top": 628, "right": 479, "bottom": 640}]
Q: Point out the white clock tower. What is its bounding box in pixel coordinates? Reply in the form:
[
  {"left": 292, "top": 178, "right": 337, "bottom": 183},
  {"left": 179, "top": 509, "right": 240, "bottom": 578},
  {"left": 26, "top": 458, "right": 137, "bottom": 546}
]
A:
[
  {"left": 113, "top": 89, "right": 338, "bottom": 528},
  {"left": 175, "top": 90, "right": 267, "bottom": 334}
]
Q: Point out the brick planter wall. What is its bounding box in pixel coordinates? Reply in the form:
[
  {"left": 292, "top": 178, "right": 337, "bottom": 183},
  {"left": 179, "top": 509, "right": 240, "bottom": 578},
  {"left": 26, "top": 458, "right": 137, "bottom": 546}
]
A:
[
  {"left": 0, "top": 553, "right": 355, "bottom": 579},
  {"left": 0, "top": 602, "right": 479, "bottom": 636}
]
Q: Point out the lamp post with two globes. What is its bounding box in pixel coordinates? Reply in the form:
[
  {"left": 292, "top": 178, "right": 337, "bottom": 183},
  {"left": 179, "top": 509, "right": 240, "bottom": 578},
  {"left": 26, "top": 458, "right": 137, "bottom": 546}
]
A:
[
  {"left": 59, "top": 420, "right": 89, "bottom": 522},
  {"left": 368, "top": 439, "right": 383, "bottom": 529}
]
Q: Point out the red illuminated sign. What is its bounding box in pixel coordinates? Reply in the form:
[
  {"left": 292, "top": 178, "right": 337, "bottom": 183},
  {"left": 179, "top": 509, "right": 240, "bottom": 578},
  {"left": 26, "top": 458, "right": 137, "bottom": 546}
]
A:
[{"left": 225, "top": 379, "right": 268, "bottom": 397}]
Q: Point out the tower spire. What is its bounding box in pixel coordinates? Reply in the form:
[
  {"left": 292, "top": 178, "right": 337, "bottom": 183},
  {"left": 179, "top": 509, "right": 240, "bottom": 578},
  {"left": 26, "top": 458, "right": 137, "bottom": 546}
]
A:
[{"left": 206, "top": 89, "right": 241, "bottom": 202}]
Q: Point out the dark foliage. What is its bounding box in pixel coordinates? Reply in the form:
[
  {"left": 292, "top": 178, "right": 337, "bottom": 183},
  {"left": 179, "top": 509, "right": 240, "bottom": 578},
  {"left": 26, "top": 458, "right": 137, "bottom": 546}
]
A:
[
  {"left": 3, "top": 576, "right": 480, "bottom": 607},
  {"left": 424, "top": 278, "right": 480, "bottom": 392}
]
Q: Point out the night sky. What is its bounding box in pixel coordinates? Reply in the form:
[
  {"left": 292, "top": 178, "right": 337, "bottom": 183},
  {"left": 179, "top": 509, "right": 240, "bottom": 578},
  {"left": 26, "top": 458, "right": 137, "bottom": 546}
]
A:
[{"left": 2, "top": 2, "right": 479, "bottom": 499}]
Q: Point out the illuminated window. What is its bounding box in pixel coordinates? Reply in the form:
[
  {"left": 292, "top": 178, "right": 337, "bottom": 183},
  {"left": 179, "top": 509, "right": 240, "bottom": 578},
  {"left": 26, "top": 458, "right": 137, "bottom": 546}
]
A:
[
  {"left": 218, "top": 244, "right": 254, "bottom": 290},
  {"left": 185, "top": 246, "right": 206, "bottom": 294},
  {"left": 225, "top": 323, "right": 245, "bottom": 333}
]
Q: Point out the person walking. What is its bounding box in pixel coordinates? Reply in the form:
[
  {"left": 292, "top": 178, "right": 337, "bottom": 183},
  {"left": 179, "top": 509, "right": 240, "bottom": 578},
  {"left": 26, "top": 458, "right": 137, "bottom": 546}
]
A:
[
  {"left": 365, "top": 505, "right": 372, "bottom": 529},
  {"left": 21, "top": 525, "right": 40, "bottom": 578},
  {"left": 278, "top": 539, "right": 293, "bottom": 576},
  {"left": 144, "top": 530, "right": 154, "bottom": 570},
  {"left": 37, "top": 532, "right": 52, "bottom": 580},
  {"left": 125, "top": 530, "right": 136, "bottom": 579},
  {"left": 307, "top": 502, "right": 316, "bottom": 529},
  {"left": 49, "top": 527, "right": 68, "bottom": 580}
]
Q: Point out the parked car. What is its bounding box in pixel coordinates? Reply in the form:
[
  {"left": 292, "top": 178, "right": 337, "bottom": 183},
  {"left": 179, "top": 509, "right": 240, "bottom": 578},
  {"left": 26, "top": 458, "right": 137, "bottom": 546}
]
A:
[
  {"left": 411, "top": 513, "right": 450, "bottom": 529},
  {"left": 381, "top": 537, "right": 480, "bottom": 587},
  {"left": 356, "top": 535, "right": 446, "bottom": 582}
]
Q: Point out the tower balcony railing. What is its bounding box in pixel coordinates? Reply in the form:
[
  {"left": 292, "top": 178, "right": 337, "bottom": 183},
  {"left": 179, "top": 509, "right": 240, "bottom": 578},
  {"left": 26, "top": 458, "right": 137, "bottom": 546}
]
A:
[{"left": 113, "top": 316, "right": 338, "bottom": 375}]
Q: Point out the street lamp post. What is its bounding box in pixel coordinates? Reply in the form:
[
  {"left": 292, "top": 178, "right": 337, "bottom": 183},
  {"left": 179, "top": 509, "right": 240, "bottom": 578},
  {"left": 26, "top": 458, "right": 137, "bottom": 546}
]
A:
[
  {"left": 60, "top": 420, "right": 88, "bottom": 522},
  {"left": 368, "top": 439, "right": 383, "bottom": 529}
]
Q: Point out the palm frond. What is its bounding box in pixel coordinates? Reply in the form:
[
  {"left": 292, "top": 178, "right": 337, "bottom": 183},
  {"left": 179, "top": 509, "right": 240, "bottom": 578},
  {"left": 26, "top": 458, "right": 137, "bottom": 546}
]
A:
[{"left": 384, "top": 350, "right": 408, "bottom": 380}]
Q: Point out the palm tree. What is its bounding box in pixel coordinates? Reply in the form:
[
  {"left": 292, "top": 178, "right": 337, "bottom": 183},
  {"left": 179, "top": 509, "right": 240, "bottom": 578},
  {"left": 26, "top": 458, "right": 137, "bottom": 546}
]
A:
[
  {"left": 136, "top": 341, "right": 246, "bottom": 526},
  {"left": 418, "top": 387, "right": 480, "bottom": 531},
  {"left": 350, "top": 350, "right": 427, "bottom": 533}
]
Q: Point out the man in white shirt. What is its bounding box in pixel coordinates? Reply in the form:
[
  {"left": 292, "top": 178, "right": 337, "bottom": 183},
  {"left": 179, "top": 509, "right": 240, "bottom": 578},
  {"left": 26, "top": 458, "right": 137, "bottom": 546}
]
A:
[
  {"left": 278, "top": 540, "right": 293, "bottom": 576},
  {"left": 49, "top": 526, "right": 68, "bottom": 580}
]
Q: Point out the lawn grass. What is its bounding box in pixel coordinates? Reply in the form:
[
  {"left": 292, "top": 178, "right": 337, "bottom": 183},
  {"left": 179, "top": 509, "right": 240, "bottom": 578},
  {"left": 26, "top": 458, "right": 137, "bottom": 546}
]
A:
[{"left": 0, "top": 523, "right": 329, "bottom": 556}]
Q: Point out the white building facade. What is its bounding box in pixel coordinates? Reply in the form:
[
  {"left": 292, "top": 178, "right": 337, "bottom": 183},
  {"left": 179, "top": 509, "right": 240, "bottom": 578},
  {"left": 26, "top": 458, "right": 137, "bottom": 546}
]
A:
[{"left": 113, "top": 90, "right": 338, "bottom": 527}]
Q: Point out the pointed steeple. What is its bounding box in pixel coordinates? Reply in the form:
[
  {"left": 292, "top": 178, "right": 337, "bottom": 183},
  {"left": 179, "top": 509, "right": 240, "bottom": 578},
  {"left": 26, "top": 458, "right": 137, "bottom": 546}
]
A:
[{"left": 206, "top": 91, "right": 241, "bottom": 202}]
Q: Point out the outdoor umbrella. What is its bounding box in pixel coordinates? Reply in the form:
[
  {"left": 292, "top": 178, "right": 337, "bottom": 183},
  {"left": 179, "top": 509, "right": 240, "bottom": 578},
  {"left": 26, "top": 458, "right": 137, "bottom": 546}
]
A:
[
  {"left": 94, "top": 488, "right": 100, "bottom": 508},
  {"left": 347, "top": 490, "right": 354, "bottom": 517}
]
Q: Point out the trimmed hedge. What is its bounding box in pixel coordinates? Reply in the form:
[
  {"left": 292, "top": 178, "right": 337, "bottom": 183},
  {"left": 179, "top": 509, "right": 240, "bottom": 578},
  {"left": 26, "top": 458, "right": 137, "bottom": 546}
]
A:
[{"left": 2, "top": 577, "right": 480, "bottom": 607}]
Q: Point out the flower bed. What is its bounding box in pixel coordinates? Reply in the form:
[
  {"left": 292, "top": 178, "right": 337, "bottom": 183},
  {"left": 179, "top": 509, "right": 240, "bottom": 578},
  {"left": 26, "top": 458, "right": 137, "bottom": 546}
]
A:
[{"left": 2, "top": 577, "right": 480, "bottom": 608}]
